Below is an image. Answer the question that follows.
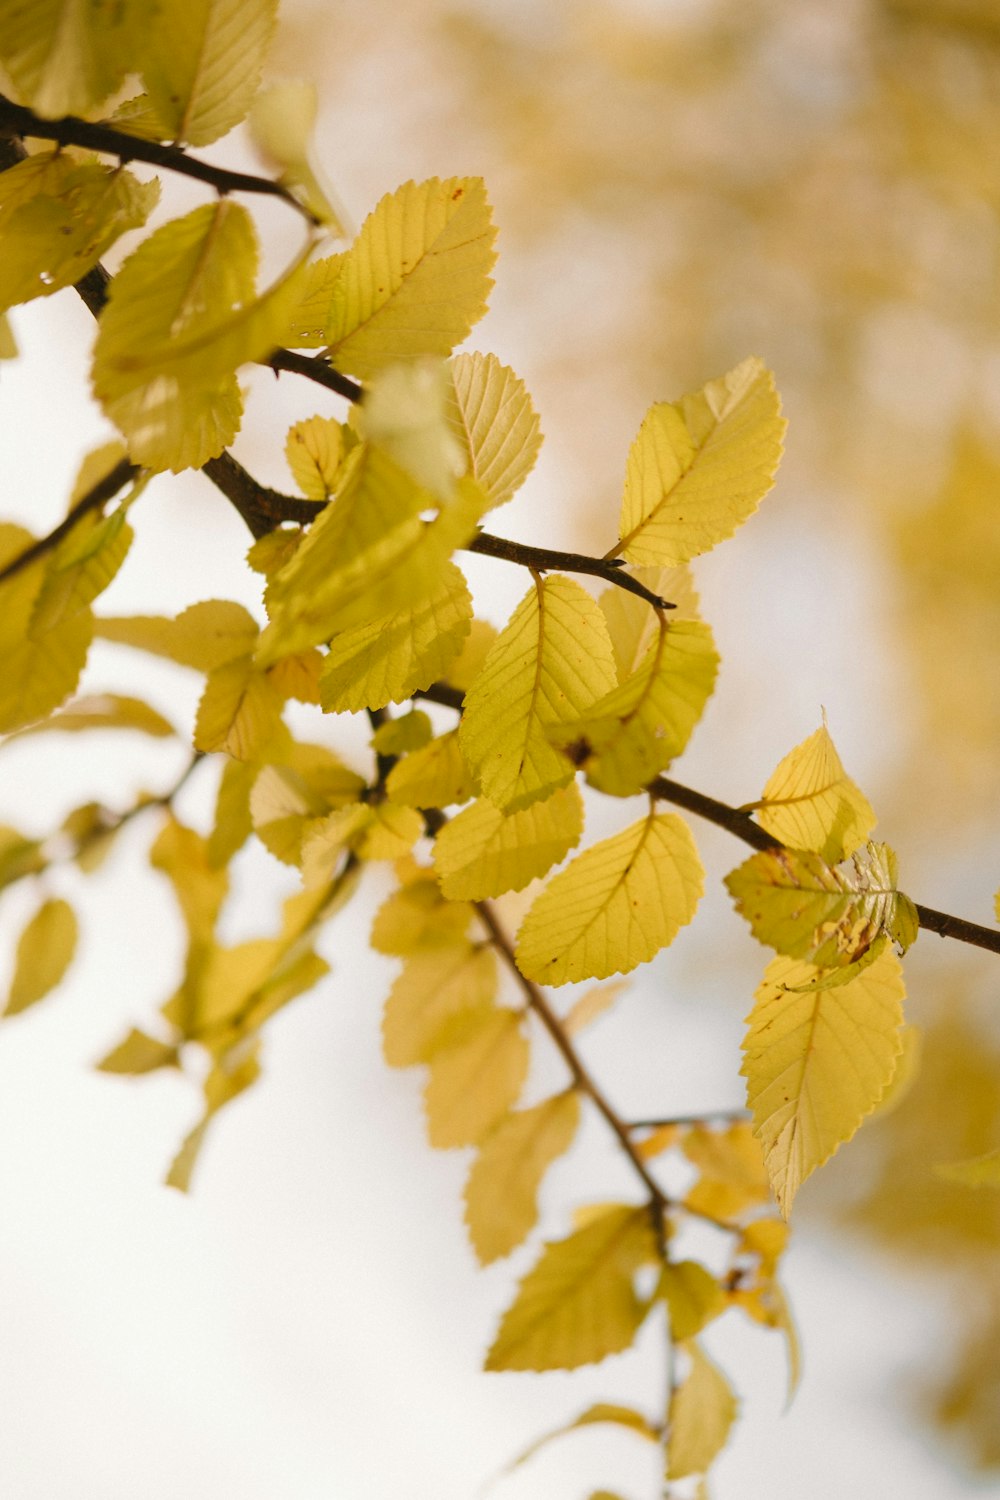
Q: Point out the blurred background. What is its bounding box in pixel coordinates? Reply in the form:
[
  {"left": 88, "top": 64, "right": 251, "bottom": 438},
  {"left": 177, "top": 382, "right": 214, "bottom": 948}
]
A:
[{"left": 1, "top": 0, "right": 999, "bottom": 1495}]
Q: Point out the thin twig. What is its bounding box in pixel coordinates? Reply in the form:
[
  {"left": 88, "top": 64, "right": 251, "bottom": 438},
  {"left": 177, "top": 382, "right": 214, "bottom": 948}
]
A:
[
  {"left": 468, "top": 532, "right": 675, "bottom": 610},
  {"left": 0, "top": 456, "right": 139, "bottom": 584},
  {"left": 266, "top": 348, "right": 362, "bottom": 404},
  {"left": 0, "top": 93, "right": 317, "bottom": 223}
]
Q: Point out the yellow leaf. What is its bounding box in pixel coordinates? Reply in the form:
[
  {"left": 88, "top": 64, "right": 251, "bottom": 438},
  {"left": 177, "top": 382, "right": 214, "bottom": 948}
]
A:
[
  {"left": 445, "top": 617, "right": 498, "bottom": 691},
  {"left": 681, "top": 1122, "right": 772, "bottom": 1221},
  {"left": 92, "top": 201, "right": 305, "bottom": 471},
  {"left": 299, "top": 801, "right": 423, "bottom": 883},
  {"left": 142, "top": 0, "right": 278, "bottom": 146},
  {"left": 666, "top": 1340, "right": 738, "bottom": 1480},
  {"left": 96, "top": 599, "right": 260, "bottom": 672},
  {"left": 459, "top": 576, "right": 618, "bottom": 812},
  {"left": 11, "top": 692, "right": 174, "bottom": 740},
  {"left": 386, "top": 728, "right": 476, "bottom": 810},
  {"left": 166, "top": 1042, "right": 262, "bottom": 1191},
  {"left": 464, "top": 1091, "right": 581, "bottom": 1264},
  {"left": 371, "top": 868, "right": 473, "bottom": 956},
  {"left": 725, "top": 840, "right": 919, "bottom": 969},
  {"left": 194, "top": 654, "right": 288, "bottom": 761},
  {"left": 0, "top": 312, "right": 16, "bottom": 358},
  {"left": 424, "top": 1005, "right": 529, "bottom": 1147},
  {"left": 0, "top": 826, "right": 45, "bottom": 889},
  {"left": 266, "top": 649, "right": 322, "bottom": 706},
  {"left": 249, "top": 80, "right": 343, "bottom": 231},
  {"left": 321, "top": 176, "right": 497, "bottom": 378},
  {"left": 5, "top": 896, "right": 77, "bottom": 1015},
  {"left": 0, "top": 0, "right": 136, "bottom": 116},
  {"left": 515, "top": 809, "right": 703, "bottom": 986},
  {"left": 935, "top": 1147, "right": 1000, "bottom": 1189},
  {"left": 318, "top": 561, "right": 471, "bottom": 713},
  {"left": 557, "top": 618, "right": 719, "bottom": 797},
  {"left": 285, "top": 416, "right": 349, "bottom": 499},
  {"left": 151, "top": 817, "right": 228, "bottom": 950},
  {"left": 382, "top": 943, "right": 497, "bottom": 1066},
  {"left": 485, "top": 1204, "right": 658, "bottom": 1372},
  {"left": 563, "top": 980, "right": 629, "bottom": 1038},
  {"left": 660, "top": 1261, "right": 727, "bottom": 1342},
  {"left": 31, "top": 507, "right": 134, "bottom": 635},
  {"left": 869, "top": 1022, "right": 922, "bottom": 1118},
  {"left": 249, "top": 745, "right": 363, "bottom": 865},
  {"left": 742, "top": 946, "right": 906, "bottom": 1216},
  {"left": 508, "top": 1402, "right": 659, "bottom": 1471},
  {"left": 363, "top": 360, "right": 465, "bottom": 500},
  {"left": 750, "top": 722, "right": 877, "bottom": 862},
  {"left": 616, "top": 357, "right": 785, "bottom": 567},
  {"left": 599, "top": 565, "right": 701, "bottom": 680},
  {"left": 207, "top": 757, "right": 254, "bottom": 868},
  {"left": 446, "top": 352, "right": 543, "bottom": 508},
  {"left": 434, "top": 783, "right": 583, "bottom": 900},
  {"left": 0, "top": 150, "right": 159, "bottom": 310},
  {"left": 0, "top": 524, "right": 92, "bottom": 733},
  {"left": 281, "top": 251, "right": 347, "bottom": 347},
  {"left": 97, "top": 1027, "right": 180, "bottom": 1074}
]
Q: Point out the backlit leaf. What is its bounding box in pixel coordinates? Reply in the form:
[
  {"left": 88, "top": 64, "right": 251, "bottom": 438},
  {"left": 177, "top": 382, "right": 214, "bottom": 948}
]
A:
[
  {"left": 194, "top": 654, "right": 287, "bottom": 761},
  {"left": 742, "top": 946, "right": 906, "bottom": 1215},
  {"left": 371, "top": 867, "right": 473, "bottom": 956},
  {"left": 0, "top": 524, "right": 92, "bottom": 733},
  {"left": 0, "top": 0, "right": 136, "bottom": 116},
  {"left": 207, "top": 757, "right": 254, "bottom": 868},
  {"left": 385, "top": 729, "right": 476, "bottom": 810},
  {"left": 434, "top": 783, "right": 583, "bottom": 901},
  {"left": 599, "top": 565, "right": 701, "bottom": 680},
  {"left": 31, "top": 507, "right": 133, "bottom": 635},
  {"left": 142, "top": 0, "right": 278, "bottom": 146},
  {"left": 363, "top": 360, "right": 465, "bottom": 500},
  {"left": 485, "top": 1204, "right": 658, "bottom": 1371},
  {"left": 681, "top": 1122, "right": 772, "bottom": 1221},
  {"left": 446, "top": 352, "right": 542, "bottom": 508},
  {"left": 516, "top": 809, "right": 703, "bottom": 986},
  {"left": 666, "top": 1340, "right": 738, "bottom": 1480},
  {"left": 12, "top": 692, "right": 175, "bottom": 739},
  {"left": 460, "top": 576, "right": 617, "bottom": 812},
  {"left": 96, "top": 599, "right": 260, "bottom": 672},
  {"left": 285, "top": 416, "right": 348, "bottom": 499},
  {"left": 464, "top": 1091, "right": 581, "bottom": 1264},
  {"left": 5, "top": 897, "right": 77, "bottom": 1015},
  {"left": 321, "top": 176, "right": 497, "bottom": 378},
  {"left": 300, "top": 802, "right": 423, "bottom": 883},
  {"left": 382, "top": 943, "right": 497, "bottom": 1066},
  {"left": 424, "top": 1005, "right": 529, "bottom": 1147},
  {"left": 0, "top": 150, "right": 158, "bottom": 310},
  {"left": 726, "top": 840, "right": 919, "bottom": 969},
  {"left": 616, "top": 357, "right": 785, "bottom": 566},
  {"left": 751, "top": 722, "right": 877, "bottom": 862}
]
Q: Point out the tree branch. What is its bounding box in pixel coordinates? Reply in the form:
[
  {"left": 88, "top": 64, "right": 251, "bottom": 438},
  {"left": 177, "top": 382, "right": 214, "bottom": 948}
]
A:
[
  {"left": 201, "top": 453, "right": 322, "bottom": 539},
  {"left": 468, "top": 532, "right": 675, "bottom": 610},
  {"left": 266, "top": 347, "right": 362, "bottom": 403},
  {"left": 0, "top": 455, "right": 139, "bottom": 583},
  {"left": 0, "top": 93, "right": 317, "bottom": 223}
]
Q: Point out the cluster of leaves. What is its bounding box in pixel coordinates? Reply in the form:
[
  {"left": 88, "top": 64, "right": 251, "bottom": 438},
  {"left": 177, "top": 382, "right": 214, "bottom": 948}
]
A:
[{"left": 2, "top": 2, "right": 1000, "bottom": 1493}]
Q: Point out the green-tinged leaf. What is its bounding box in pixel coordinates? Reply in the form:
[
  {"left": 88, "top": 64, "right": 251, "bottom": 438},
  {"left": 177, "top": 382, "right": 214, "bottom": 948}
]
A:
[
  {"left": 386, "top": 728, "right": 476, "bottom": 810},
  {"left": 281, "top": 251, "right": 346, "bottom": 347},
  {"left": 249, "top": 80, "right": 343, "bottom": 229},
  {"left": 92, "top": 201, "right": 305, "bottom": 471},
  {"left": 0, "top": 151, "right": 158, "bottom": 311},
  {"left": 434, "top": 783, "right": 583, "bottom": 901},
  {"left": 382, "top": 943, "right": 497, "bottom": 1066},
  {"left": 681, "top": 1122, "right": 772, "bottom": 1221},
  {"left": 446, "top": 351, "right": 542, "bottom": 508},
  {"left": 363, "top": 360, "right": 465, "bottom": 500},
  {"left": 464, "top": 1091, "right": 581, "bottom": 1264},
  {"left": 742, "top": 946, "right": 906, "bottom": 1216},
  {"left": 485, "top": 1204, "right": 658, "bottom": 1372},
  {"left": 96, "top": 599, "right": 260, "bottom": 671},
  {"left": 5, "top": 897, "right": 77, "bottom": 1015},
  {"left": 31, "top": 508, "right": 134, "bottom": 636},
  {"left": 666, "top": 1341, "right": 738, "bottom": 1480},
  {"left": 318, "top": 560, "right": 471, "bottom": 712},
  {"left": 557, "top": 618, "right": 719, "bottom": 797},
  {"left": 616, "top": 357, "right": 785, "bottom": 567},
  {"left": 0, "top": 0, "right": 137, "bottom": 116},
  {"left": 194, "top": 654, "right": 288, "bottom": 761},
  {"left": 371, "top": 710, "right": 432, "bottom": 756},
  {"left": 749, "top": 722, "right": 877, "bottom": 862},
  {"left": 142, "top": 0, "right": 278, "bottom": 146},
  {"left": 516, "top": 809, "right": 704, "bottom": 986},
  {"left": 460, "top": 576, "right": 617, "bottom": 813},
  {"left": 97, "top": 1027, "right": 180, "bottom": 1074},
  {"left": 0, "top": 524, "right": 92, "bottom": 733},
  {"left": 10, "top": 692, "right": 175, "bottom": 739},
  {"left": 508, "top": 1402, "right": 659, "bottom": 1471},
  {"left": 726, "top": 840, "right": 919, "bottom": 969},
  {"left": 935, "top": 1147, "right": 1000, "bottom": 1189},
  {"left": 424, "top": 1005, "right": 529, "bottom": 1147},
  {"left": 300, "top": 801, "right": 423, "bottom": 883},
  {"left": 320, "top": 176, "right": 497, "bottom": 378},
  {"left": 371, "top": 866, "right": 473, "bottom": 956},
  {"left": 660, "top": 1261, "right": 727, "bottom": 1341},
  {"left": 285, "top": 416, "right": 349, "bottom": 498}
]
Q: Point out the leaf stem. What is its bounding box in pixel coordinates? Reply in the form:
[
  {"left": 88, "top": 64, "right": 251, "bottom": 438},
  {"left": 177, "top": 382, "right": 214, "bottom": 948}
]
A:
[{"left": 0, "top": 93, "right": 318, "bottom": 224}]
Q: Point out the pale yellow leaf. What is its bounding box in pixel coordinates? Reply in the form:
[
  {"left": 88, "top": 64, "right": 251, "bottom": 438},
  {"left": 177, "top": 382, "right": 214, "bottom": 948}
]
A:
[
  {"left": 508, "top": 1402, "right": 659, "bottom": 1471},
  {"left": 424, "top": 1005, "right": 529, "bottom": 1148},
  {"left": 464, "top": 1091, "right": 581, "bottom": 1264},
  {"left": 446, "top": 351, "right": 543, "bottom": 508},
  {"left": 150, "top": 816, "right": 228, "bottom": 949},
  {"left": 363, "top": 360, "right": 465, "bottom": 500},
  {"left": 207, "top": 757, "right": 254, "bottom": 868},
  {"left": 617, "top": 357, "right": 785, "bottom": 566},
  {"left": 321, "top": 176, "right": 497, "bottom": 378},
  {"left": 12, "top": 692, "right": 175, "bottom": 739},
  {"left": 666, "top": 1340, "right": 738, "bottom": 1480},
  {"left": 485, "top": 1204, "right": 658, "bottom": 1371},
  {"left": 142, "top": 0, "right": 278, "bottom": 146},
  {"left": 385, "top": 729, "right": 476, "bottom": 810},
  {"left": 5, "top": 896, "right": 77, "bottom": 1015},
  {"left": 516, "top": 809, "right": 703, "bottom": 986},
  {"left": 0, "top": 0, "right": 136, "bottom": 116},
  {"left": 599, "top": 565, "right": 701, "bottom": 680},
  {"left": 194, "top": 654, "right": 288, "bottom": 761},
  {"left": 299, "top": 802, "right": 423, "bottom": 884},
  {"left": 96, "top": 599, "right": 260, "bottom": 672},
  {"left": 459, "top": 576, "right": 617, "bottom": 812},
  {"left": 0, "top": 524, "right": 92, "bottom": 733},
  {"left": 751, "top": 722, "right": 877, "bottom": 862},
  {"left": 433, "top": 783, "right": 583, "bottom": 901},
  {"left": 742, "top": 946, "right": 906, "bottom": 1215},
  {"left": 382, "top": 943, "right": 497, "bottom": 1066},
  {"left": 563, "top": 981, "right": 628, "bottom": 1038}
]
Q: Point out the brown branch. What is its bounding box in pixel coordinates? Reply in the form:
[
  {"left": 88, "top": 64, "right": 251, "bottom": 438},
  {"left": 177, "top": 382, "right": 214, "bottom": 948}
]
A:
[
  {"left": 468, "top": 532, "right": 675, "bottom": 610},
  {"left": 201, "top": 453, "right": 322, "bottom": 540},
  {"left": 0, "top": 93, "right": 317, "bottom": 223},
  {"left": 0, "top": 456, "right": 139, "bottom": 584},
  {"left": 266, "top": 348, "right": 362, "bottom": 404},
  {"left": 650, "top": 775, "right": 1000, "bottom": 959}
]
